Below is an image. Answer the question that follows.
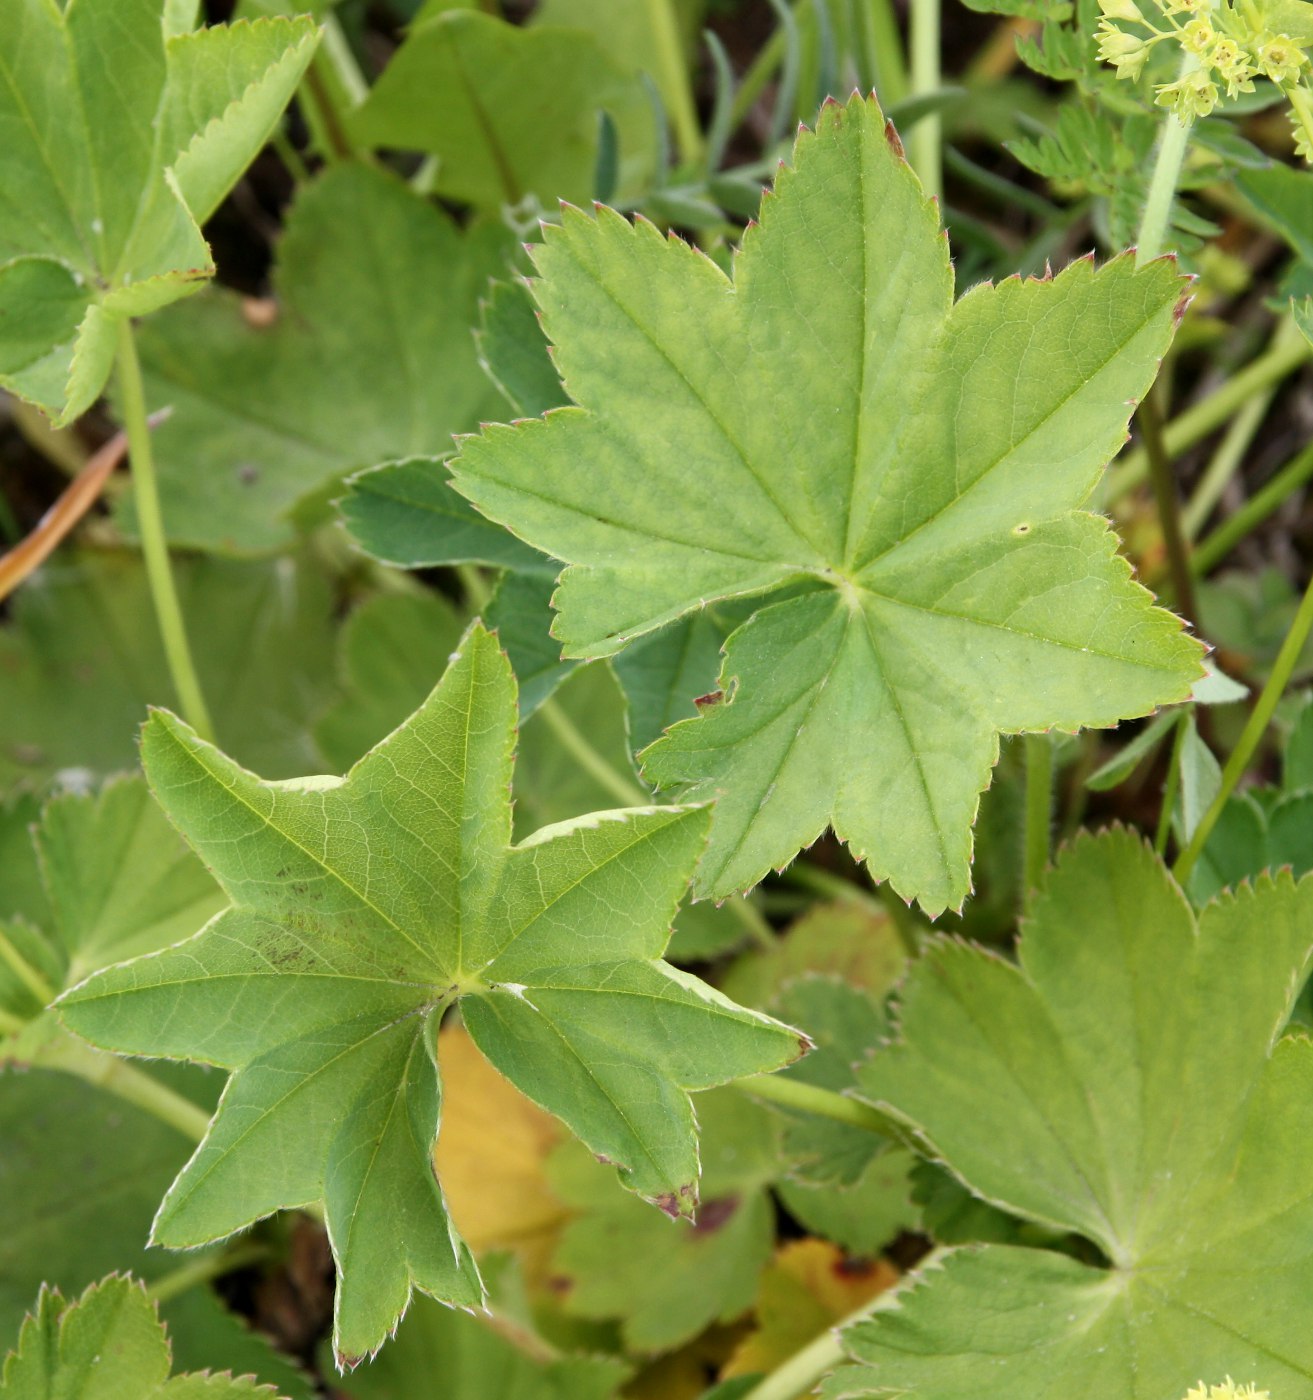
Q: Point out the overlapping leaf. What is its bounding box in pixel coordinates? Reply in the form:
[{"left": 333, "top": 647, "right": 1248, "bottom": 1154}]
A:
[
  {"left": 0, "top": 1277, "right": 282, "bottom": 1398},
  {"left": 57, "top": 624, "right": 801, "bottom": 1366},
  {"left": 0, "top": 551, "right": 337, "bottom": 787},
  {"left": 0, "top": 775, "right": 222, "bottom": 1058},
  {"left": 451, "top": 93, "right": 1204, "bottom": 914},
  {"left": 348, "top": 9, "right": 654, "bottom": 209},
  {"left": 132, "top": 165, "right": 513, "bottom": 553},
  {"left": 0, "top": 0, "right": 317, "bottom": 423},
  {"left": 824, "top": 829, "right": 1313, "bottom": 1397}
]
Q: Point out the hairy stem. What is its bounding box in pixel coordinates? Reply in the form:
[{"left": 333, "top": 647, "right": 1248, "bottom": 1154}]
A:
[
  {"left": 46, "top": 1032, "right": 213, "bottom": 1142},
  {"left": 116, "top": 321, "right": 214, "bottom": 741},
  {"left": 908, "top": 0, "right": 942, "bottom": 199},
  {"left": 1174, "top": 568, "right": 1313, "bottom": 886},
  {"left": 733, "top": 1070, "right": 900, "bottom": 1136},
  {"left": 1135, "top": 96, "right": 1192, "bottom": 266}
]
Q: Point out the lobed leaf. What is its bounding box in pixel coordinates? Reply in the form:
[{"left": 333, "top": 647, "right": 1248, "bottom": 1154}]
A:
[
  {"left": 450, "top": 94, "right": 1204, "bottom": 914},
  {"left": 826, "top": 829, "right": 1313, "bottom": 1396},
  {"left": 0, "top": 0, "right": 317, "bottom": 423},
  {"left": 57, "top": 624, "right": 801, "bottom": 1366}
]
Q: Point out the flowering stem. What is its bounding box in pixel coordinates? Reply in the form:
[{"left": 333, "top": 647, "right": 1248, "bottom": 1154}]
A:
[{"left": 1135, "top": 105, "right": 1192, "bottom": 266}]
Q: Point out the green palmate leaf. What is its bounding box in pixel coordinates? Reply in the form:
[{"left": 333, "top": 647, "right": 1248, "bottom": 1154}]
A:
[
  {"left": 824, "top": 829, "right": 1313, "bottom": 1397},
  {"left": 348, "top": 10, "right": 655, "bottom": 210},
  {"left": 57, "top": 624, "right": 801, "bottom": 1366},
  {"left": 0, "top": 1277, "right": 282, "bottom": 1398},
  {"left": 450, "top": 94, "right": 1204, "bottom": 914},
  {"left": 132, "top": 165, "right": 513, "bottom": 553},
  {"left": 34, "top": 777, "right": 225, "bottom": 985},
  {"left": 0, "top": 0, "right": 317, "bottom": 424},
  {"left": 0, "top": 551, "right": 337, "bottom": 787},
  {"left": 0, "top": 775, "right": 221, "bottom": 1048},
  {"left": 333, "top": 1292, "right": 627, "bottom": 1400}
]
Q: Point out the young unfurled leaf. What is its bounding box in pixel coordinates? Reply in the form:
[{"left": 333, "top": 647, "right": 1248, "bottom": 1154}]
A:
[
  {"left": 0, "top": 0, "right": 318, "bottom": 424},
  {"left": 57, "top": 624, "right": 801, "bottom": 1366},
  {"left": 451, "top": 94, "right": 1204, "bottom": 914},
  {"left": 823, "top": 829, "right": 1313, "bottom": 1396},
  {"left": 132, "top": 166, "right": 514, "bottom": 553},
  {"left": 0, "top": 1276, "right": 283, "bottom": 1398}
]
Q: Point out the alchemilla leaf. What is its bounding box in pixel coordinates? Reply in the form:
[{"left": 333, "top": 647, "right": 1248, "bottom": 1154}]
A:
[
  {"left": 451, "top": 94, "right": 1204, "bottom": 914},
  {"left": 56, "top": 624, "right": 801, "bottom": 1367},
  {"left": 0, "top": 0, "right": 318, "bottom": 424},
  {"left": 823, "top": 829, "right": 1313, "bottom": 1397},
  {"left": 1, "top": 1275, "right": 281, "bottom": 1398}
]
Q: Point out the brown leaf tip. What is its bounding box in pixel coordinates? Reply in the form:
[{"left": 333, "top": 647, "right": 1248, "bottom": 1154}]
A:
[{"left": 883, "top": 119, "right": 906, "bottom": 161}]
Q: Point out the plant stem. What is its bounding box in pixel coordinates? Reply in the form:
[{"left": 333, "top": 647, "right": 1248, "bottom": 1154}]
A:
[
  {"left": 1174, "top": 568, "right": 1313, "bottom": 886},
  {"left": 0, "top": 929, "right": 56, "bottom": 1007},
  {"left": 908, "top": 0, "right": 942, "bottom": 199},
  {"left": 1191, "top": 440, "right": 1313, "bottom": 576},
  {"left": 45, "top": 1032, "right": 213, "bottom": 1142},
  {"left": 645, "top": 0, "right": 704, "bottom": 167},
  {"left": 1140, "top": 384, "right": 1198, "bottom": 623},
  {"left": 741, "top": 1276, "right": 899, "bottom": 1400},
  {"left": 1022, "top": 732, "right": 1053, "bottom": 904},
  {"left": 1181, "top": 374, "right": 1275, "bottom": 541},
  {"left": 1105, "top": 336, "right": 1311, "bottom": 503},
  {"left": 146, "top": 1243, "right": 269, "bottom": 1305},
  {"left": 733, "top": 1071, "right": 900, "bottom": 1137},
  {"left": 537, "top": 699, "right": 649, "bottom": 807},
  {"left": 1153, "top": 712, "right": 1187, "bottom": 857},
  {"left": 116, "top": 321, "right": 214, "bottom": 741},
  {"left": 1135, "top": 116, "right": 1190, "bottom": 265}
]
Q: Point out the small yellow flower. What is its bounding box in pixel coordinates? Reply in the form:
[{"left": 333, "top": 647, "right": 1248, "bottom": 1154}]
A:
[
  {"left": 1099, "top": 0, "right": 1147, "bottom": 22},
  {"left": 1182, "top": 1381, "right": 1270, "bottom": 1400},
  {"left": 1180, "top": 17, "right": 1217, "bottom": 53},
  {"left": 1209, "top": 38, "right": 1259, "bottom": 96},
  {"left": 1156, "top": 67, "right": 1221, "bottom": 117},
  {"left": 1256, "top": 32, "right": 1308, "bottom": 86},
  {"left": 1098, "top": 21, "right": 1152, "bottom": 77}
]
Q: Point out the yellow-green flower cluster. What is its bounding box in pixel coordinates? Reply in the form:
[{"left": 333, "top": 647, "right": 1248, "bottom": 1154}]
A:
[
  {"left": 1182, "top": 1380, "right": 1270, "bottom": 1400},
  {"left": 1095, "top": 0, "right": 1313, "bottom": 157}
]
